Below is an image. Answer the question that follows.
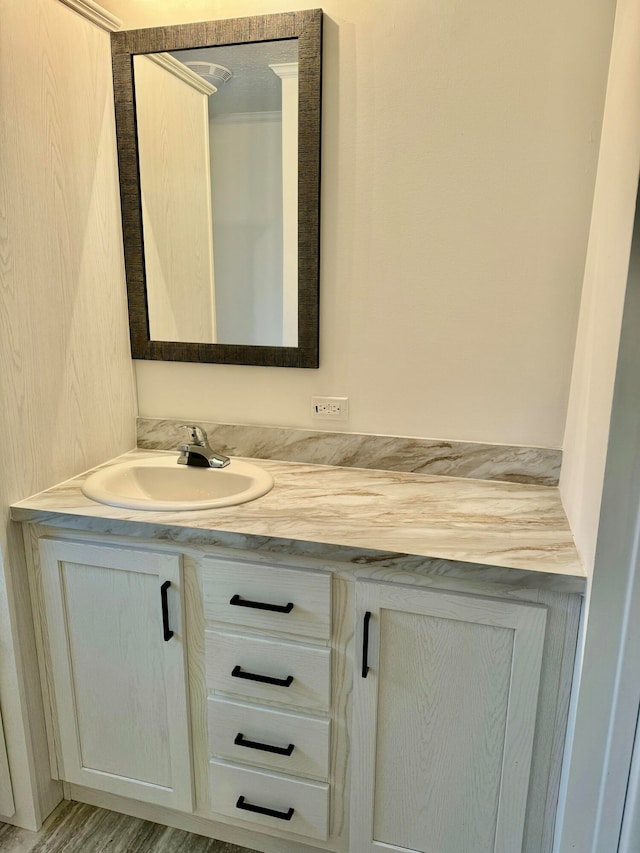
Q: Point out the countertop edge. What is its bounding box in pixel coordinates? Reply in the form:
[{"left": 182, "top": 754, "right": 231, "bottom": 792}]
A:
[{"left": 10, "top": 504, "right": 587, "bottom": 595}]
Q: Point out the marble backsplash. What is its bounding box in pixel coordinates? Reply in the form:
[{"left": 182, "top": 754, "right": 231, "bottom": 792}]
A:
[{"left": 137, "top": 419, "right": 562, "bottom": 486}]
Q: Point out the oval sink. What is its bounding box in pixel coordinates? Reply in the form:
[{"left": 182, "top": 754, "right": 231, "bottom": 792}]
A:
[{"left": 81, "top": 456, "right": 274, "bottom": 511}]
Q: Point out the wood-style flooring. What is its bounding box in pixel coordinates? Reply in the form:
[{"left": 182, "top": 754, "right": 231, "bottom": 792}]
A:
[{"left": 0, "top": 801, "right": 260, "bottom": 852}]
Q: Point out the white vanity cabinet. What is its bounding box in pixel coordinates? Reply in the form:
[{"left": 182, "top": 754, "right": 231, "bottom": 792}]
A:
[
  {"left": 19, "top": 523, "right": 580, "bottom": 853},
  {"left": 37, "top": 539, "right": 193, "bottom": 811},
  {"left": 349, "top": 580, "right": 547, "bottom": 853}
]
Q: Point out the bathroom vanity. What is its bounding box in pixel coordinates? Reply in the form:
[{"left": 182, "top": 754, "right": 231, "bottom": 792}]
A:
[{"left": 11, "top": 450, "right": 584, "bottom": 853}]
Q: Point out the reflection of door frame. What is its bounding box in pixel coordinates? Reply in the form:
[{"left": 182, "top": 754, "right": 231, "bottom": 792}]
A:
[{"left": 270, "top": 62, "right": 299, "bottom": 348}]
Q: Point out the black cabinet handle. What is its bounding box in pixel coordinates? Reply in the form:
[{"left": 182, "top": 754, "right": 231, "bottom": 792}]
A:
[
  {"left": 232, "top": 665, "right": 293, "bottom": 688},
  {"left": 362, "top": 611, "right": 372, "bottom": 678},
  {"left": 230, "top": 594, "right": 294, "bottom": 614},
  {"left": 234, "top": 732, "right": 295, "bottom": 756},
  {"left": 236, "top": 796, "right": 294, "bottom": 821},
  {"left": 160, "top": 581, "right": 173, "bottom": 642}
]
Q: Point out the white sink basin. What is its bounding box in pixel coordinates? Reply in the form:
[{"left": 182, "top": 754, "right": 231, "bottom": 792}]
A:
[{"left": 81, "top": 456, "right": 274, "bottom": 511}]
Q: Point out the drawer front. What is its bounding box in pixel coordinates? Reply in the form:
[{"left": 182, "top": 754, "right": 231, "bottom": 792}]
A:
[
  {"left": 209, "top": 759, "right": 329, "bottom": 841},
  {"left": 206, "top": 630, "right": 331, "bottom": 712},
  {"left": 208, "top": 697, "right": 330, "bottom": 780},
  {"left": 202, "top": 559, "right": 331, "bottom": 640}
]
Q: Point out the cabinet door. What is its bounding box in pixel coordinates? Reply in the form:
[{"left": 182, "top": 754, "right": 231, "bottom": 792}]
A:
[
  {"left": 39, "top": 539, "right": 192, "bottom": 811},
  {"left": 350, "top": 581, "right": 547, "bottom": 853}
]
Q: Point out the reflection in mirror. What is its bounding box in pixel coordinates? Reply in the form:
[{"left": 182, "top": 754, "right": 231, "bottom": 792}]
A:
[
  {"left": 134, "top": 40, "right": 299, "bottom": 347},
  {"left": 111, "top": 10, "right": 322, "bottom": 368}
]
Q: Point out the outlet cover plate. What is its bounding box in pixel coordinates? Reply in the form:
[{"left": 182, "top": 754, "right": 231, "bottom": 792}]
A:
[{"left": 311, "top": 396, "right": 349, "bottom": 420}]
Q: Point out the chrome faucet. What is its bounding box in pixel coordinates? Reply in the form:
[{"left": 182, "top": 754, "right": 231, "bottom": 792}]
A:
[{"left": 178, "top": 425, "right": 230, "bottom": 469}]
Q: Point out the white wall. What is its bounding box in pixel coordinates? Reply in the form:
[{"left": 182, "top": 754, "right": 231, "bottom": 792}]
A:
[
  {"left": 0, "top": 0, "right": 136, "bottom": 827},
  {"left": 559, "top": 0, "right": 640, "bottom": 574},
  {"left": 107, "top": 0, "right": 615, "bottom": 448}
]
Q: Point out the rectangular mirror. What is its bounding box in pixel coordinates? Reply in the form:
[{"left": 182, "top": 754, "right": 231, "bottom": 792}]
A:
[{"left": 111, "top": 10, "right": 322, "bottom": 368}]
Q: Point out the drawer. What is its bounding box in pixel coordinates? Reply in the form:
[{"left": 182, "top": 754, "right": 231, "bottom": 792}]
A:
[
  {"left": 209, "top": 759, "right": 329, "bottom": 841},
  {"left": 206, "top": 630, "right": 331, "bottom": 712},
  {"left": 202, "top": 558, "right": 331, "bottom": 640},
  {"left": 208, "top": 696, "right": 330, "bottom": 780}
]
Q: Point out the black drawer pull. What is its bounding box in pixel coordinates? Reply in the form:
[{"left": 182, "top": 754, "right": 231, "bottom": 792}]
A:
[
  {"left": 236, "top": 796, "right": 294, "bottom": 821},
  {"left": 362, "top": 611, "right": 372, "bottom": 678},
  {"left": 230, "top": 594, "right": 294, "bottom": 614},
  {"left": 232, "top": 665, "right": 294, "bottom": 688},
  {"left": 160, "top": 581, "right": 174, "bottom": 642},
  {"left": 234, "top": 732, "right": 295, "bottom": 756}
]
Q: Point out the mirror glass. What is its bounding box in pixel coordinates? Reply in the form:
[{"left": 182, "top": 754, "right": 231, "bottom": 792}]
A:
[
  {"left": 111, "top": 10, "right": 321, "bottom": 368},
  {"left": 135, "top": 40, "right": 299, "bottom": 347}
]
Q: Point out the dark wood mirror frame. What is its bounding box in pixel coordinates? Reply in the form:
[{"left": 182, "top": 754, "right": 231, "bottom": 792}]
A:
[{"left": 111, "top": 9, "right": 322, "bottom": 368}]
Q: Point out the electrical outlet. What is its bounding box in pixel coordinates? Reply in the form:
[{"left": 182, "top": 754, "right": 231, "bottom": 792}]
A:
[{"left": 311, "top": 396, "right": 349, "bottom": 420}]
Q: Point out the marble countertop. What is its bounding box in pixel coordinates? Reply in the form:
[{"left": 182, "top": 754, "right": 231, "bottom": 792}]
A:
[{"left": 11, "top": 449, "right": 584, "bottom": 579}]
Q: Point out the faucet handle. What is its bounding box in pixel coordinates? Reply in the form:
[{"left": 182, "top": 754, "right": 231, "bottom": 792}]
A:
[{"left": 179, "top": 424, "right": 207, "bottom": 446}]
